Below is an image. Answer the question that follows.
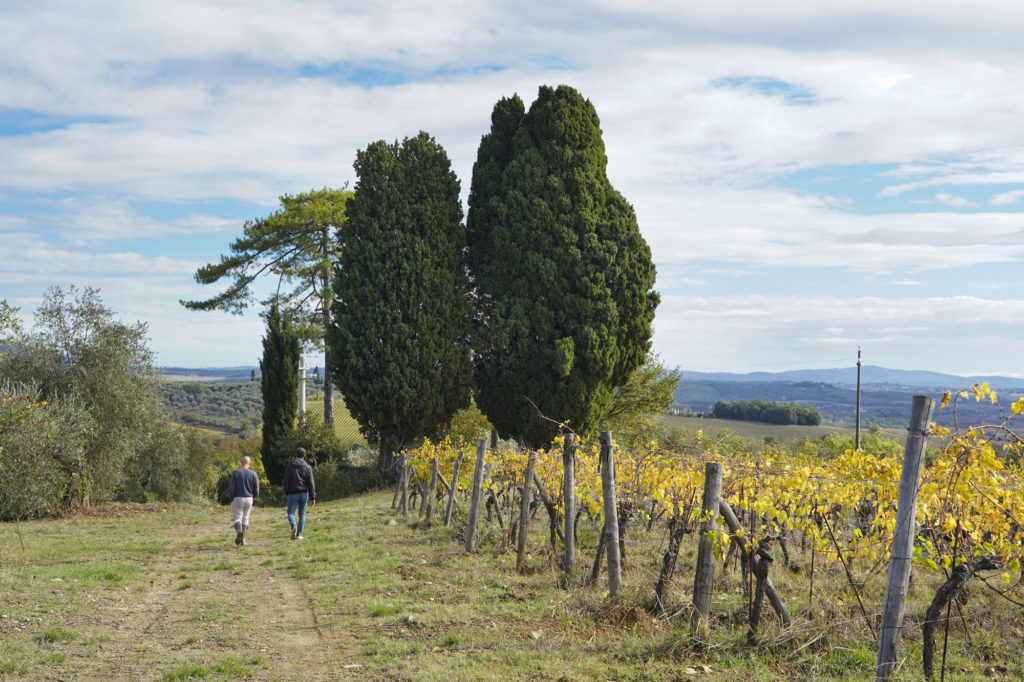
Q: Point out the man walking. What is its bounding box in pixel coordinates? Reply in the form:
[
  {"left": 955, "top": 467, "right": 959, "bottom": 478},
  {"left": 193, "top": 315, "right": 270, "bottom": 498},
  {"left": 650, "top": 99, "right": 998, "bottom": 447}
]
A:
[
  {"left": 282, "top": 447, "right": 316, "bottom": 540},
  {"left": 228, "top": 456, "right": 259, "bottom": 546}
]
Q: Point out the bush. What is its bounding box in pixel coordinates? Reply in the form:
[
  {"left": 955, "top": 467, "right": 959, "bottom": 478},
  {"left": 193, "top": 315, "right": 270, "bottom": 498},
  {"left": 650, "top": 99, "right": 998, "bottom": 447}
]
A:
[
  {"left": 268, "top": 415, "right": 350, "bottom": 474},
  {"left": 0, "top": 383, "right": 88, "bottom": 521},
  {"left": 312, "top": 462, "right": 386, "bottom": 501},
  {"left": 116, "top": 422, "right": 217, "bottom": 503}
]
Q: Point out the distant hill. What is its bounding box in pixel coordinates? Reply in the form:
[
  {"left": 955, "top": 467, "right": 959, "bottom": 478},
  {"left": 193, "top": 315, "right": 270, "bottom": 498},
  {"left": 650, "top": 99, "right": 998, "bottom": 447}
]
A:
[
  {"left": 681, "top": 366, "right": 1024, "bottom": 390},
  {"left": 159, "top": 366, "right": 259, "bottom": 383},
  {"left": 674, "top": 366, "right": 1024, "bottom": 429}
]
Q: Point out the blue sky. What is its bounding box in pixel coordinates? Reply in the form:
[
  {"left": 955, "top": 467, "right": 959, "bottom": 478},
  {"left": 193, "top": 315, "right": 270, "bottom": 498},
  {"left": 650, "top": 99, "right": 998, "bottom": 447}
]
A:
[{"left": 2, "top": 1, "right": 1024, "bottom": 377}]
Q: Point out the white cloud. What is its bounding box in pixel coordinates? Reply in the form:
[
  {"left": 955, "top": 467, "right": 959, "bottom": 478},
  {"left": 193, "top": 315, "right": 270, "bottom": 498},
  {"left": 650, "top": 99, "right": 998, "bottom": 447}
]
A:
[
  {"left": 4, "top": 2, "right": 1024, "bottom": 371},
  {"left": 655, "top": 293, "right": 1024, "bottom": 374},
  {"left": 934, "top": 193, "right": 979, "bottom": 208},
  {"left": 991, "top": 189, "right": 1024, "bottom": 206}
]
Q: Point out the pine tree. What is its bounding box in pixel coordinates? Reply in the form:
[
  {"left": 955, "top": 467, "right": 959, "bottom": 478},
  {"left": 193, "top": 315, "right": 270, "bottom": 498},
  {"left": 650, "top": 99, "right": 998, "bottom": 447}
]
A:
[
  {"left": 260, "top": 302, "right": 300, "bottom": 482},
  {"left": 466, "top": 85, "right": 659, "bottom": 447},
  {"left": 182, "top": 188, "right": 350, "bottom": 427},
  {"left": 328, "top": 131, "right": 472, "bottom": 470}
]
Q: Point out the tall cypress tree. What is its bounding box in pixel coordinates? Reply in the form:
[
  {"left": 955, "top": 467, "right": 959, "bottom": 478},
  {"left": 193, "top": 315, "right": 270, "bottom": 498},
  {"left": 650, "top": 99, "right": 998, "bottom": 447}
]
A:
[
  {"left": 466, "top": 85, "right": 659, "bottom": 447},
  {"left": 260, "top": 301, "right": 300, "bottom": 482},
  {"left": 328, "top": 131, "right": 472, "bottom": 470}
]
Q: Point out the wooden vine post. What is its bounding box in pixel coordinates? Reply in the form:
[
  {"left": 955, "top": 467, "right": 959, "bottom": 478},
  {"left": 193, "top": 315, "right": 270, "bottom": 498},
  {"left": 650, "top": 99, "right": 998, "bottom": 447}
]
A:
[
  {"left": 562, "top": 433, "right": 577, "bottom": 577},
  {"left": 516, "top": 451, "right": 538, "bottom": 573},
  {"left": 422, "top": 456, "right": 439, "bottom": 526},
  {"left": 692, "top": 461, "right": 723, "bottom": 633},
  {"left": 600, "top": 431, "right": 622, "bottom": 598},
  {"left": 398, "top": 454, "right": 409, "bottom": 516},
  {"left": 443, "top": 451, "right": 464, "bottom": 527},
  {"left": 464, "top": 438, "right": 487, "bottom": 552},
  {"left": 876, "top": 395, "right": 935, "bottom": 681}
]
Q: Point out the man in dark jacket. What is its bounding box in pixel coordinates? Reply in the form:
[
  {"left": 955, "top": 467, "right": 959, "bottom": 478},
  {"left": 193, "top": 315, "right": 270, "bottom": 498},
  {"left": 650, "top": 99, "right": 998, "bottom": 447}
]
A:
[
  {"left": 228, "top": 456, "right": 259, "bottom": 546},
  {"left": 282, "top": 447, "right": 316, "bottom": 540}
]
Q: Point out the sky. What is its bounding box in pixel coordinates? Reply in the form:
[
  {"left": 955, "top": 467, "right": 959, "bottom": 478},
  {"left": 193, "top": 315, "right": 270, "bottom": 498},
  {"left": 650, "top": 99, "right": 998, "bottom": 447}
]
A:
[{"left": 1, "top": 1, "right": 1023, "bottom": 376}]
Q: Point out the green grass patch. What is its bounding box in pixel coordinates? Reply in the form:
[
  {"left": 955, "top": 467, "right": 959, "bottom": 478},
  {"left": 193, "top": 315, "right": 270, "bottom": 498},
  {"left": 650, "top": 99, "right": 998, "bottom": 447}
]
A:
[
  {"left": 39, "top": 626, "right": 76, "bottom": 643},
  {"left": 210, "top": 655, "right": 250, "bottom": 676},
  {"left": 369, "top": 604, "right": 400, "bottom": 618},
  {"left": 161, "top": 661, "right": 209, "bottom": 680}
]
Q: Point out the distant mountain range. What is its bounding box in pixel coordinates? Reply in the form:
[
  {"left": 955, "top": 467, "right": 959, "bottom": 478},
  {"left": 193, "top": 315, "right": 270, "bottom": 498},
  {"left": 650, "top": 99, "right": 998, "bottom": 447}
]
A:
[
  {"left": 680, "top": 366, "right": 1024, "bottom": 390},
  {"left": 675, "top": 366, "right": 1024, "bottom": 429},
  {"left": 159, "top": 366, "right": 258, "bottom": 382}
]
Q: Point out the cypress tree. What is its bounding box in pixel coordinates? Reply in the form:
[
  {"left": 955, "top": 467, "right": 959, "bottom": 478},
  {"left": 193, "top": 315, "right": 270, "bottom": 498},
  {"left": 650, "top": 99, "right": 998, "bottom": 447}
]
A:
[
  {"left": 466, "top": 85, "right": 659, "bottom": 447},
  {"left": 260, "top": 301, "right": 300, "bottom": 482},
  {"left": 328, "top": 131, "right": 472, "bottom": 470}
]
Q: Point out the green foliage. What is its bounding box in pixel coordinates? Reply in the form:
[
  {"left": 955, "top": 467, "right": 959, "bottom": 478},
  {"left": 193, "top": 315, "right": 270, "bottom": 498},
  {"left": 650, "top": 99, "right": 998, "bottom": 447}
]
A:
[
  {"left": 0, "top": 299, "right": 22, "bottom": 346},
  {"left": 260, "top": 302, "right": 300, "bottom": 483},
  {"left": 605, "top": 354, "right": 681, "bottom": 447},
  {"left": 272, "top": 413, "right": 349, "bottom": 469},
  {"left": 712, "top": 399, "right": 822, "bottom": 425},
  {"left": 329, "top": 131, "right": 473, "bottom": 468},
  {"left": 312, "top": 462, "right": 386, "bottom": 500},
  {"left": 466, "top": 85, "right": 659, "bottom": 447},
  {"left": 0, "top": 287, "right": 162, "bottom": 503},
  {"left": 792, "top": 429, "right": 905, "bottom": 460},
  {"left": 117, "top": 422, "right": 216, "bottom": 503},
  {"left": 180, "top": 187, "right": 350, "bottom": 337},
  {"left": 445, "top": 397, "right": 494, "bottom": 448},
  {"left": 0, "top": 383, "right": 87, "bottom": 521}
]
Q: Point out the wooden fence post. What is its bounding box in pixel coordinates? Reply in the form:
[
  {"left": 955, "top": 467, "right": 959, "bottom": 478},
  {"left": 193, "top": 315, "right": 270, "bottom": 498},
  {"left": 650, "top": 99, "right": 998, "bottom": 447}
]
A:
[
  {"left": 443, "top": 451, "right": 464, "bottom": 527},
  {"left": 692, "top": 461, "right": 723, "bottom": 633},
  {"left": 563, "top": 434, "right": 577, "bottom": 577},
  {"left": 600, "top": 431, "right": 622, "bottom": 598},
  {"left": 516, "top": 452, "right": 538, "bottom": 573},
  {"left": 876, "top": 395, "right": 935, "bottom": 680},
  {"left": 465, "top": 438, "right": 487, "bottom": 552}
]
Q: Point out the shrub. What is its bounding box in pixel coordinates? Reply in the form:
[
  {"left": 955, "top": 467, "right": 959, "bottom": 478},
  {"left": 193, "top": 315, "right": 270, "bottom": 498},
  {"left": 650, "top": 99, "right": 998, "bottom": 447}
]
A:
[
  {"left": 312, "top": 462, "right": 386, "bottom": 501},
  {"left": 0, "top": 383, "right": 87, "bottom": 521}
]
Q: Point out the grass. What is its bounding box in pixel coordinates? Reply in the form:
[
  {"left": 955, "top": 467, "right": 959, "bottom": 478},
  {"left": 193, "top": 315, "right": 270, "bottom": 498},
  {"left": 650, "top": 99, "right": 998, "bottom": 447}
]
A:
[
  {"left": 1, "top": 492, "right": 1021, "bottom": 680},
  {"left": 39, "top": 626, "right": 75, "bottom": 643},
  {"left": 661, "top": 414, "right": 908, "bottom": 444}
]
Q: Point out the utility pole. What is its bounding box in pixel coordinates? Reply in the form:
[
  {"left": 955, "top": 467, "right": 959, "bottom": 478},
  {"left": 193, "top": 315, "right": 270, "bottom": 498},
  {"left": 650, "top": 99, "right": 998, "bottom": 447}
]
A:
[{"left": 855, "top": 348, "right": 862, "bottom": 450}]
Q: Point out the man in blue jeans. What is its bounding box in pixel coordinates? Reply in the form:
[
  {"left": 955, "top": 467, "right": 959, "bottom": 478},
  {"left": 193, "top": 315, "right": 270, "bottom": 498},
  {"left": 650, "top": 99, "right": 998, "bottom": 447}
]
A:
[{"left": 282, "top": 447, "right": 316, "bottom": 540}]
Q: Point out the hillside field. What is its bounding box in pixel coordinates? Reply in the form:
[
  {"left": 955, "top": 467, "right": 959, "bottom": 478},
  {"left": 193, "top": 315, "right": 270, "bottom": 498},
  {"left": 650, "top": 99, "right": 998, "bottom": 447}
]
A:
[{"left": 661, "top": 414, "right": 908, "bottom": 445}]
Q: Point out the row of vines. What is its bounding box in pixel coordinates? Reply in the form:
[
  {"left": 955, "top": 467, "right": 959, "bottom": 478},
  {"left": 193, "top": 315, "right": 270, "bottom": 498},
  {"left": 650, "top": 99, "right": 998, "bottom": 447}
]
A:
[{"left": 395, "top": 386, "right": 1024, "bottom": 680}]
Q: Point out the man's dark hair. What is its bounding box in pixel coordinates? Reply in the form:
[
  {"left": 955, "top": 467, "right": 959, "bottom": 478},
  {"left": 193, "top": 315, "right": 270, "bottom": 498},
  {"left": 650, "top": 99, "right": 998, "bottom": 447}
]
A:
[{"left": 295, "top": 447, "right": 307, "bottom": 458}]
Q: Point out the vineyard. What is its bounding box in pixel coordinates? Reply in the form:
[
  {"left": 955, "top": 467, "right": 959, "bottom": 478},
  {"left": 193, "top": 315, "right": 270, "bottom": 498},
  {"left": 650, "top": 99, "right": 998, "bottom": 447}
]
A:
[{"left": 395, "top": 386, "right": 1024, "bottom": 680}]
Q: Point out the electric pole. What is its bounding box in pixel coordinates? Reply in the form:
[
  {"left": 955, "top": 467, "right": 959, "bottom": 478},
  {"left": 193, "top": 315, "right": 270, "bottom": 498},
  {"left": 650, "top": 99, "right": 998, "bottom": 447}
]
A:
[{"left": 855, "top": 348, "right": 862, "bottom": 450}]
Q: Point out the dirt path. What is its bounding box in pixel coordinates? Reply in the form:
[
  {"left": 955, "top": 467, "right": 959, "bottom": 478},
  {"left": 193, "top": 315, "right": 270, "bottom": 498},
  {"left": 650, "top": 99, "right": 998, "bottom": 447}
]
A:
[{"left": 60, "top": 507, "right": 342, "bottom": 681}]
